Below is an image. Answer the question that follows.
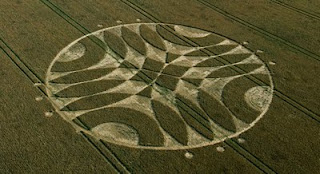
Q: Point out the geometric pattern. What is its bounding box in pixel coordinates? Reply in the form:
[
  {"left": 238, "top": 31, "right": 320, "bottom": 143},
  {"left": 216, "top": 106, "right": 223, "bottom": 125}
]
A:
[{"left": 45, "top": 23, "right": 273, "bottom": 150}]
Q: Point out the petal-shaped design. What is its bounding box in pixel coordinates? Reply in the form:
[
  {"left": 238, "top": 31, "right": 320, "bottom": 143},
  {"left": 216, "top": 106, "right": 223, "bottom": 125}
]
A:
[
  {"left": 222, "top": 75, "right": 265, "bottom": 123},
  {"left": 184, "top": 49, "right": 208, "bottom": 57},
  {"left": 216, "top": 39, "right": 238, "bottom": 46},
  {"left": 162, "top": 64, "right": 189, "bottom": 77},
  {"left": 198, "top": 89, "right": 237, "bottom": 132},
  {"left": 51, "top": 68, "right": 115, "bottom": 84},
  {"left": 174, "top": 25, "right": 211, "bottom": 38},
  {"left": 195, "top": 57, "right": 224, "bottom": 67},
  {"left": 182, "top": 67, "right": 215, "bottom": 79},
  {"left": 91, "top": 122, "right": 139, "bottom": 146},
  {"left": 140, "top": 69, "right": 160, "bottom": 82},
  {"left": 173, "top": 55, "right": 209, "bottom": 67},
  {"left": 123, "top": 47, "right": 146, "bottom": 69},
  {"left": 141, "top": 57, "right": 165, "bottom": 72},
  {"left": 107, "top": 95, "right": 155, "bottom": 120},
  {"left": 188, "top": 34, "right": 226, "bottom": 47},
  {"left": 62, "top": 93, "right": 131, "bottom": 111},
  {"left": 131, "top": 69, "right": 159, "bottom": 84},
  {"left": 200, "top": 77, "right": 235, "bottom": 101},
  {"left": 104, "top": 30, "right": 127, "bottom": 58},
  {"left": 137, "top": 86, "right": 153, "bottom": 98},
  {"left": 52, "top": 37, "right": 106, "bottom": 72},
  {"left": 105, "top": 80, "right": 147, "bottom": 95},
  {"left": 169, "top": 56, "right": 196, "bottom": 67},
  {"left": 176, "top": 93, "right": 208, "bottom": 121},
  {"left": 155, "top": 74, "right": 180, "bottom": 91},
  {"left": 118, "top": 60, "right": 138, "bottom": 69},
  {"left": 181, "top": 78, "right": 203, "bottom": 87},
  {"left": 207, "top": 64, "right": 263, "bottom": 78},
  {"left": 79, "top": 107, "right": 164, "bottom": 147},
  {"left": 205, "top": 45, "right": 239, "bottom": 55},
  {"left": 140, "top": 24, "right": 166, "bottom": 51},
  {"left": 55, "top": 80, "right": 125, "bottom": 97},
  {"left": 46, "top": 23, "right": 273, "bottom": 149},
  {"left": 145, "top": 43, "right": 167, "bottom": 63},
  {"left": 156, "top": 24, "right": 190, "bottom": 46},
  {"left": 223, "top": 45, "right": 251, "bottom": 55},
  {"left": 238, "top": 54, "right": 263, "bottom": 64},
  {"left": 121, "top": 26, "right": 147, "bottom": 56},
  {"left": 166, "top": 52, "right": 180, "bottom": 63},
  {"left": 152, "top": 100, "right": 188, "bottom": 145},
  {"left": 215, "top": 54, "right": 252, "bottom": 64},
  {"left": 56, "top": 42, "right": 86, "bottom": 62},
  {"left": 87, "top": 53, "right": 121, "bottom": 70},
  {"left": 164, "top": 41, "right": 197, "bottom": 55},
  {"left": 236, "top": 64, "right": 265, "bottom": 74},
  {"left": 99, "top": 68, "right": 138, "bottom": 80},
  {"left": 177, "top": 106, "right": 214, "bottom": 140},
  {"left": 173, "top": 79, "right": 214, "bottom": 140}
]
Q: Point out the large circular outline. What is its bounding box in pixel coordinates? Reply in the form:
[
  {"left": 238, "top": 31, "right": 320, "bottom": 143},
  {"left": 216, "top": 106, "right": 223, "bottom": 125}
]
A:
[{"left": 45, "top": 23, "right": 274, "bottom": 150}]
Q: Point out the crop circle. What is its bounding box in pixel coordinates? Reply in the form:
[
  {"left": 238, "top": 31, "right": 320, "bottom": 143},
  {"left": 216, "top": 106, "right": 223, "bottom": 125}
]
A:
[{"left": 45, "top": 23, "right": 273, "bottom": 150}]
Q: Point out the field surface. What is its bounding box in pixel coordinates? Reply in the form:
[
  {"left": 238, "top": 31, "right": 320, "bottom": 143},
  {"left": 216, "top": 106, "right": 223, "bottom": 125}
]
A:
[{"left": 1, "top": 0, "right": 319, "bottom": 173}]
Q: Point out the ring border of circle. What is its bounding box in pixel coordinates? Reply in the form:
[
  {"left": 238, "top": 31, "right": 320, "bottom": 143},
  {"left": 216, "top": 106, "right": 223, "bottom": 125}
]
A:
[{"left": 45, "top": 23, "right": 274, "bottom": 150}]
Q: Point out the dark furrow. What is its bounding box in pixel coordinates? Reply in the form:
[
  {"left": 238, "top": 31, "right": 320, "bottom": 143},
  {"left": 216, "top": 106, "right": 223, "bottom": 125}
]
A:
[
  {"left": 118, "top": 1, "right": 278, "bottom": 173},
  {"left": 270, "top": 0, "right": 320, "bottom": 20},
  {"left": 197, "top": 0, "right": 320, "bottom": 62},
  {"left": 225, "top": 139, "right": 277, "bottom": 174},
  {"left": 120, "top": 0, "right": 320, "bottom": 122},
  {"left": 37, "top": 1, "right": 318, "bottom": 173},
  {"left": 30, "top": 0, "right": 317, "bottom": 173},
  {"left": 40, "top": 0, "right": 220, "bottom": 136},
  {"left": 0, "top": 38, "right": 126, "bottom": 174}
]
